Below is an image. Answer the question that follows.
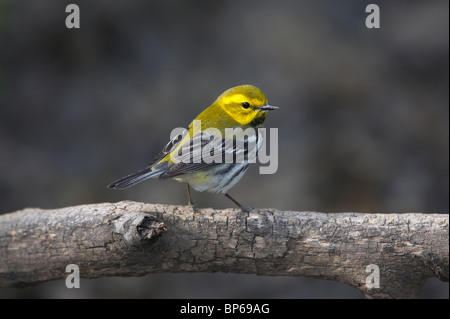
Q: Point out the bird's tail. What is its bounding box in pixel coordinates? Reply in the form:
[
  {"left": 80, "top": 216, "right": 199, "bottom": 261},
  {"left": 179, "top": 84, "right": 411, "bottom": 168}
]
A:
[{"left": 107, "top": 167, "right": 162, "bottom": 189}]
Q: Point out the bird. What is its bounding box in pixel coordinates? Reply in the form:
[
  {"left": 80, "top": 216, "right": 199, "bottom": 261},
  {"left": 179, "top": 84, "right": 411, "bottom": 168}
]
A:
[{"left": 107, "top": 85, "right": 278, "bottom": 211}]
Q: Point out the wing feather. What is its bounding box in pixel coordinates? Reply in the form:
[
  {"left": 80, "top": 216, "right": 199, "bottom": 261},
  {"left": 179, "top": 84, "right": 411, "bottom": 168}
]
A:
[{"left": 160, "top": 130, "right": 259, "bottom": 179}]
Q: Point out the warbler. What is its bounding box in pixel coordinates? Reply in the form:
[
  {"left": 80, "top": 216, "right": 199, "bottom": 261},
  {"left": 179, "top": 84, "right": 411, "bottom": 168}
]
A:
[{"left": 107, "top": 85, "right": 278, "bottom": 211}]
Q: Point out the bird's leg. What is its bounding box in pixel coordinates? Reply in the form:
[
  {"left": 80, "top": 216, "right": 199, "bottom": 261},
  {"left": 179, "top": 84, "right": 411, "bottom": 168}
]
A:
[
  {"left": 224, "top": 193, "right": 254, "bottom": 213},
  {"left": 186, "top": 183, "right": 194, "bottom": 207}
]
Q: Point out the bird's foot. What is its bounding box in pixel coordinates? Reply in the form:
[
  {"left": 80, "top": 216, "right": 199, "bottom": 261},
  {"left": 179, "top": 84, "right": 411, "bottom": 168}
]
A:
[
  {"left": 186, "top": 202, "right": 197, "bottom": 211},
  {"left": 237, "top": 206, "right": 256, "bottom": 219},
  {"left": 240, "top": 206, "right": 256, "bottom": 213}
]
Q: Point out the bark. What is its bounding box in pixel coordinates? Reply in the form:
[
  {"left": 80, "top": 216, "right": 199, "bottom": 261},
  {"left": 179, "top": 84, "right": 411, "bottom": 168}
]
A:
[{"left": 0, "top": 201, "right": 448, "bottom": 298}]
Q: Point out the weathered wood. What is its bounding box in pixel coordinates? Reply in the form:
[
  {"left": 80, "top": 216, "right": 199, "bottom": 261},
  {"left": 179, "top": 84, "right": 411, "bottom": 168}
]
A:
[{"left": 0, "top": 201, "right": 448, "bottom": 298}]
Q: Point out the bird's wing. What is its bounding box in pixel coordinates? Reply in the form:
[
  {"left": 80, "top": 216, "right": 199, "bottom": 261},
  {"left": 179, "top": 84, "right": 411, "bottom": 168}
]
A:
[
  {"left": 159, "top": 130, "right": 258, "bottom": 179},
  {"left": 146, "top": 129, "right": 189, "bottom": 168}
]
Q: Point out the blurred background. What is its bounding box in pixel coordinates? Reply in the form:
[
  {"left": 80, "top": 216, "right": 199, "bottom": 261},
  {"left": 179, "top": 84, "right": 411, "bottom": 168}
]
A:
[{"left": 0, "top": 0, "right": 448, "bottom": 298}]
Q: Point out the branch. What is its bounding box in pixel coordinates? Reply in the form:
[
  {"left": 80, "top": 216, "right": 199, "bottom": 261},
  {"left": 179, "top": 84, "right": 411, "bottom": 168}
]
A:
[{"left": 0, "top": 201, "right": 448, "bottom": 298}]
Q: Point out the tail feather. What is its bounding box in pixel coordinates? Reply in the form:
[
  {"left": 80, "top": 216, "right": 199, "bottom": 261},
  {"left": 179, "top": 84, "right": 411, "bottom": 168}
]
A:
[{"left": 107, "top": 167, "right": 161, "bottom": 189}]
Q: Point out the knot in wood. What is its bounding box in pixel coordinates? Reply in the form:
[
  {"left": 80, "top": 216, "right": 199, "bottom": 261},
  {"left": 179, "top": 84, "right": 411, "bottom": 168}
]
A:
[{"left": 137, "top": 215, "right": 167, "bottom": 241}]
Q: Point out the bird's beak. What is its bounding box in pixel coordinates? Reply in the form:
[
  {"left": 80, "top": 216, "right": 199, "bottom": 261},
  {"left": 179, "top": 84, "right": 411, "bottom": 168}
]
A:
[{"left": 258, "top": 104, "right": 279, "bottom": 111}]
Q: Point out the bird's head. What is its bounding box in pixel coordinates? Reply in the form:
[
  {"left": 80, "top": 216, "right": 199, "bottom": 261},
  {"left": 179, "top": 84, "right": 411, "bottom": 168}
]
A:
[{"left": 215, "top": 85, "right": 278, "bottom": 126}]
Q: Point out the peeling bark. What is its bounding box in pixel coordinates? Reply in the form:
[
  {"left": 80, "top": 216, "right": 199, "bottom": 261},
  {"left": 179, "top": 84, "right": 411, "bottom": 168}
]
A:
[{"left": 0, "top": 201, "right": 448, "bottom": 298}]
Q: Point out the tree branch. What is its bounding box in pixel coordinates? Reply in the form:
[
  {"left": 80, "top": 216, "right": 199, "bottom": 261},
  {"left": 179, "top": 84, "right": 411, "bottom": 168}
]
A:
[{"left": 0, "top": 201, "right": 448, "bottom": 298}]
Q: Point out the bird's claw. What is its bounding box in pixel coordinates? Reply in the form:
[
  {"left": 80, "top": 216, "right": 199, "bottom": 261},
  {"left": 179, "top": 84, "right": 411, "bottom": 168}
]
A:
[
  {"left": 237, "top": 206, "right": 256, "bottom": 219},
  {"left": 186, "top": 202, "right": 197, "bottom": 211},
  {"left": 241, "top": 206, "right": 255, "bottom": 213}
]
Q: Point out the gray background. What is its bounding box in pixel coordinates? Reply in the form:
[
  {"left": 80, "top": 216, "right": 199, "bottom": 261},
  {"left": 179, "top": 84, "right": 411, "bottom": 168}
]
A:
[{"left": 0, "top": 0, "right": 448, "bottom": 298}]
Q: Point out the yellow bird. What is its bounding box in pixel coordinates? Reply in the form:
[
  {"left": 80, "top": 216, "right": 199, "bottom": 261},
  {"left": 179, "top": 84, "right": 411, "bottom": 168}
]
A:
[{"left": 108, "top": 85, "right": 278, "bottom": 211}]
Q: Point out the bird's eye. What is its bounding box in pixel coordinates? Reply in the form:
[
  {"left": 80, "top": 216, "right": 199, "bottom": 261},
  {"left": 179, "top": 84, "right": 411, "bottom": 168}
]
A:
[{"left": 241, "top": 102, "right": 250, "bottom": 109}]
